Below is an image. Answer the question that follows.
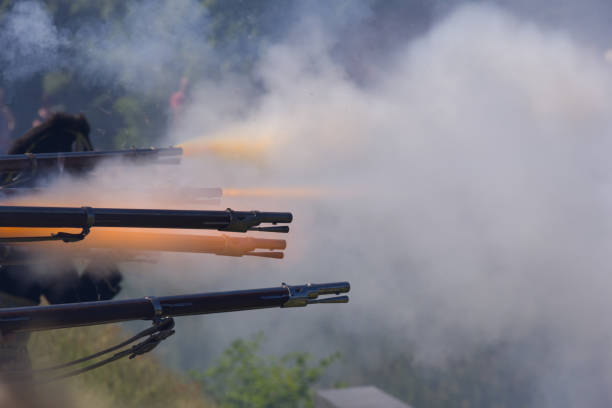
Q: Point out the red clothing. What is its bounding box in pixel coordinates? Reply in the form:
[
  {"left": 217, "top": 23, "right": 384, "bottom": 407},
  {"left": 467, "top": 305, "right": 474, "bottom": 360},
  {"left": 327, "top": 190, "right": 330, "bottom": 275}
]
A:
[{"left": 170, "top": 91, "right": 186, "bottom": 111}]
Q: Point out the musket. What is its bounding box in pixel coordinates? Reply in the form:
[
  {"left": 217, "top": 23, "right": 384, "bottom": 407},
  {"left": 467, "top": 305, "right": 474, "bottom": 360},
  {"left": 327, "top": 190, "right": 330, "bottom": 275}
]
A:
[
  {"left": 0, "top": 146, "right": 183, "bottom": 173},
  {"left": 5, "top": 230, "right": 287, "bottom": 259},
  {"left": 0, "top": 282, "right": 350, "bottom": 333},
  {"left": 0, "top": 206, "right": 292, "bottom": 243},
  {"left": 1, "top": 282, "right": 349, "bottom": 382},
  {"left": 0, "top": 186, "right": 323, "bottom": 202},
  {"left": 74, "top": 231, "right": 287, "bottom": 258},
  {"left": 0, "top": 186, "right": 223, "bottom": 201}
]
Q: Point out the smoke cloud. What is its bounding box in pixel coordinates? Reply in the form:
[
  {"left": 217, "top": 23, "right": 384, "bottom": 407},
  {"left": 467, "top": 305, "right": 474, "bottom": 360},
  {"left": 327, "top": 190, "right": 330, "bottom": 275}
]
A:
[
  {"left": 76, "top": 0, "right": 213, "bottom": 94},
  {"left": 4, "top": 1, "right": 612, "bottom": 407},
  {"left": 0, "top": 1, "right": 68, "bottom": 81},
  {"left": 0, "top": 0, "right": 213, "bottom": 93},
  {"left": 162, "top": 4, "right": 612, "bottom": 407}
]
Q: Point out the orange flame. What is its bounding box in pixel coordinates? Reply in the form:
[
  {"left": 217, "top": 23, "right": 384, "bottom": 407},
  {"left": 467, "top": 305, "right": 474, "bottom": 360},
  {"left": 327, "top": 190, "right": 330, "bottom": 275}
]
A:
[
  {"left": 222, "top": 187, "right": 326, "bottom": 198},
  {"left": 0, "top": 228, "right": 286, "bottom": 258},
  {"left": 178, "top": 135, "right": 272, "bottom": 162}
]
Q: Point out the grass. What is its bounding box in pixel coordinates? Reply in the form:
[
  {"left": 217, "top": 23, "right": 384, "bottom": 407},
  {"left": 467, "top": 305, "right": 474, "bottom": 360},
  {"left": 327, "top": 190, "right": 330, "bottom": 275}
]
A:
[{"left": 28, "top": 323, "right": 215, "bottom": 408}]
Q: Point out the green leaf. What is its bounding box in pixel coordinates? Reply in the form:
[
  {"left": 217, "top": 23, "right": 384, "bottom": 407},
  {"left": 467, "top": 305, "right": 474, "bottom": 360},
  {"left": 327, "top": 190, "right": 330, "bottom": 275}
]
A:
[{"left": 193, "top": 332, "right": 340, "bottom": 408}]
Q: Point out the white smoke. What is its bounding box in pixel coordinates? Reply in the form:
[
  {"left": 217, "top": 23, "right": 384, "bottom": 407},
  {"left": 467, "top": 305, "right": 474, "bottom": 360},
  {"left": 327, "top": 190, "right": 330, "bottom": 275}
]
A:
[
  {"left": 161, "top": 4, "right": 612, "bottom": 407},
  {"left": 0, "top": 1, "right": 68, "bottom": 81},
  {"left": 5, "top": 1, "right": 612, "bottom": 406},
  {"left": 0, "top": 0, "right": 212, "bottom": 93},
  {"left": 75, "top": 0, "right": 213, "bottom": 94}
]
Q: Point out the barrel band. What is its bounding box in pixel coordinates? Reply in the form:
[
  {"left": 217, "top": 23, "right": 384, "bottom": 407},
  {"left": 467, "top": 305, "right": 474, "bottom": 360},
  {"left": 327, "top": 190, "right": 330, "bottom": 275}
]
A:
[
  {"left": 145, "top": 296, "right": 163, "bottom": 320},
  {"left": 82, "top": 206, "right": 95, "bottom": 229}
]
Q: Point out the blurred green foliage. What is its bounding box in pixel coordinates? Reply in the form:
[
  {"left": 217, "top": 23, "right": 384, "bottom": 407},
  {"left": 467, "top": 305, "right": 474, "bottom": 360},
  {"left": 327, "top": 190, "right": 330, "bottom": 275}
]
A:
[
  {"left": 42, "top": 71, "right": 72, "bottom": 97},
  {"left": 0, "top": 0, "right": 275, "bottom": 149},
  {"left": 112, "top": 96, "right": 161, "bottom": 148},
  {"left": 37, "top": 0, "right": 126, "bottom": 21},
  {"left": 192, "top": 332, "right": 340, "bottom": 408},
  {"left": 29, "top": 322, "right": 216, "bottom": 408}
]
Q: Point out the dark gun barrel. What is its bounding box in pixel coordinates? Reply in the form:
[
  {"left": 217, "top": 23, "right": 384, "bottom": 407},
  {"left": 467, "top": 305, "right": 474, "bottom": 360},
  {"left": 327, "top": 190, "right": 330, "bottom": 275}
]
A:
[
  {"left": 0, "top": 206, "right": 292, "bottom": 234},
  {"left": 0, "top": 146, "right": 183, "bottom": 172},
  {"left": 0, "top": 282, "right": 350, "bottom": 333},
  {"left": 0, "top": 186, "right": 223, "bottom": 199}
]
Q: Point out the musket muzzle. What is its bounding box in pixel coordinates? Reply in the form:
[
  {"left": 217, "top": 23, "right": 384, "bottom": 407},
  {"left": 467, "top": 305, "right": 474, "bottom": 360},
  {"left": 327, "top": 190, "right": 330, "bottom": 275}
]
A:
[
  {"left": 282, "top": 281, "right": 350, "bottom": 307},
  {"left": 253, "top": 212, "right": 293, "bottom": 224},
  {"left": 245, "top": 237, "right": 286, "bottom": 250},
  {"left": 306, "top": 282, "right": 350, "bottom": 296},
  {"left": 306, "top": 296, "right": 349, "bottom": 305}
]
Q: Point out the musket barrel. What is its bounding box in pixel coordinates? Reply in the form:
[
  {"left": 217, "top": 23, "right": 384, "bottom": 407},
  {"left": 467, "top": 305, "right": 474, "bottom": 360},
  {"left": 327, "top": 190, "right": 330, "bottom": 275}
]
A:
[
  {"left": 241, "top": 237, "right": 286, "bottom": 250},
  {"left": 0, "top": 298, "right": 153, "bottom": 332},
  {"left": 0, "top": 282, "right": 350, "bottom": 333},
  {"left": 0, "top": 287, "right": 291, "bottom": 332},
  {"left": 8, "top": 230, "right": 286, "bottom": 257},
  {"left": 307, "top": 282, "right": 350, "bottom": 295},
  {"left": 252, "top": 212, "right": 293, "bottom": 224},
  {"left": 156, "top": 287, "right": 290, "bottom": 317},
  {"left": 92, "top": 208, "right": 231, "bottom": 229},
  {"left": 0, "top": 206, "right": 292, "bottom": 233},
  {"left": 0, "top": 186, "right": 223, "bottom": 199},
  {"left": 0, "top": 147, "right": 182, "bottom": 172}
]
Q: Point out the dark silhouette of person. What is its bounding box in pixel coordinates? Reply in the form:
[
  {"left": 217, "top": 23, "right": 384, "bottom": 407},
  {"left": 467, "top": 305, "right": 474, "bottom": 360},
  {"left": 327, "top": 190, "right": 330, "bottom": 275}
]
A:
[
  {"left": 0, "top": 113, "right": 122, "bottom": 371},
  {"left": 9, "top": 112, "right": 93, "bottom": 155},
  {"left": 31, "top": 105, "right": 51, "bottom": 128},
  {"left": 3, "top": 112, "right": 94, "bottom": 186}
]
